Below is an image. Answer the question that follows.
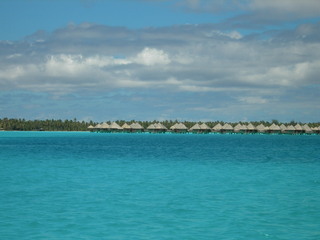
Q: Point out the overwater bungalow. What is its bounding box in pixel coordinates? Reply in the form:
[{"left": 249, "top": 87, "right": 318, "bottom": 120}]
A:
[
  {"left": 221, "top": 123, "right": 233, "bottom": 134},
  {"left": 130, "top": 122, "right": 144, "bottom": 132},
  {"left": 190, "top": 123, "right": 211, "bottom": 133},
  {"left": 100, "top": 122, "right": 110, "bottom": 132},
  {"left": 312, "top": 126, "right": 320, "bottom": 134},
  {"left": 285, "top": 125, "right": 296, "bottom": 134},
  {"left": 109, "top": 122, "right": 123, "bottom": 132},
  {"left": 294, "top": 124, "right": 303, "bottom": 134},
  {"left": 87, "top": 125, "right": 95, "bottom": 131},
  {"left": 147, "top": 124, "right": 156, "bottom": 133},
  {"left": 122, "top": 123, "right": 132, "bottom": 132},
  {"left": 147, "top": 123, "right": 167, "bottom": 133},
  {"left": 256, "top": 124, "right": 266, "bottom": 133},
  {"left": 212, "top": 123, "right": 223, "bottom": 133},
  {"left": 190, "top": 123, "right": 201, "bottom": 133},
  {"left": 233, "top": 123, "right": 247, "bottom": 134},
  {"left": 268, "top": 123, "right": 281, "bottom": 134},
  {"left": 280, "top": 124, "right": 287, "bottom": 134},
  {"left": 302, "top": 124, "right": 312, "bottom": 134},
  {"left": 246, "top": 123, "right": 257, "bottom": 133},
  {"left": 94, "top": 123, "right": 102, "bottom": 130},
  {"left": 200, "top": 123, "right": 211, "bottom": 133},
  {"left": 170, "top": 123, "right": 188, "bottom": 133}
]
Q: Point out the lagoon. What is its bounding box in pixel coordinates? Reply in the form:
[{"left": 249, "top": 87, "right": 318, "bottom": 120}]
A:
[{"left": 1, "top": 132, "right": 320, "bottom": 239}]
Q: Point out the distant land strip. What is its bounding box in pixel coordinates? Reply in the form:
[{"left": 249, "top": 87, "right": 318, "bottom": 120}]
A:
[{"left": 1, "top": 118, "right": 319, "bottom": 134}]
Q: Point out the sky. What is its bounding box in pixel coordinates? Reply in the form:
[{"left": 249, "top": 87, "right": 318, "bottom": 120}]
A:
[{"left": 0, "top": 0, "right": 320, "bottom": 123}]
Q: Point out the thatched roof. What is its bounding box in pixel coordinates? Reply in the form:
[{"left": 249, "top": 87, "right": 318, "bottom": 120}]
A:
[
  {"left": 246, "top": 123, "right": 256, "bottom": 131},
  {"left": 269, "top": 123, "right": 281, "bottom": 131},
  {"left": 256, "top": 124, "right": 266, "bottom": 132},
  {"left": 130, "top": 122, "right": 144, "bottom": 130},
  {"left": 147, "top": 124, "right": 156, "bottom": 130},
  {"left": 280, "top": 124, "right": 287, "bottom": 131},
  {"left": 94, "top": 123, "right": 102, "bottom": 128},
  {"left": 109, "top": 122, "right": 122, "bottom": 130},
  {"left": 155, "top": 123, "right": 167, "bottom": 130},
  {"left": 200, "top": 123, "right": 211, "bottom": 130},
  {"left": 122, "top": 123, "right": 131, "bottom": 130},
  {"left": 286, "top": 125, "right": 296, "bottom": 131},
  {"left": 294, "top": 124, "right": 303, "bottom": 131},
  {"left": 234, "top": 123, "right": 246, "bottom": 132},
  {"left": 87, "top": 125, "right": 94, "bottom": 129},
  {"left": 147, "top": 123, "right": 167, "bottom": 130},
  {"left": 302, "top": 124, "right": 312, "bottom": 133},
  {"left": 170, "top": 123, "right": 188, "bottom": 130},
  {"left": 100, "top": 122, "right": 110, "bottom": 129},
  {"left": 222, "top": 123, "right": 233, "bottom": 130},
  {"left": 212, "top": 123, "right": 223, "bottom": 131},
  {"left": 190, "top": 123, "right": 201, "bottom": 130}
]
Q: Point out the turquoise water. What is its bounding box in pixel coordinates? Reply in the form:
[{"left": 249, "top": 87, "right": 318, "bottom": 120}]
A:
[{"left": 0, "top": 132, "right": 320, "bottom": 240}]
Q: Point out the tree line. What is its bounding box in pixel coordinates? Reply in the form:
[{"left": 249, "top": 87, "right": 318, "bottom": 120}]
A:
[
  {"left": 0, "top": 118, "right": 95, "bottom": 131},
  {"left": 0, "top": 118, "right": 319, "bottom": 131}
]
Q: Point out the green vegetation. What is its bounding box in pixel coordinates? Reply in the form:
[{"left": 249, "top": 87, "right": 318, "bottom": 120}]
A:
[
  {"left": 0, "top": 118, "right": 96, "bottom": 131},
  {"left": 0, "top": 118, "right": 319, "bottom": 131}
]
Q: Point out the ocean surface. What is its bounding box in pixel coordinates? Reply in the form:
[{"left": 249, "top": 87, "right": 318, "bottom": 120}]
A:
[{"left": 0, "top": 131, "right": 319, "bottom": 240}]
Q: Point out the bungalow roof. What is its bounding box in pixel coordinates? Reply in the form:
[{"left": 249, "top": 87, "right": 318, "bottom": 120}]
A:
[
  {"left": 122, "top": 123, "right": 131, "bottom": 130},
  {"left": 100, "top": 122, "right": 110, "bottom": 129},
  {"left": 212, "top": 123, "right": 223, "bottom": 130},
  {"left": 269, "top": 123, "right": 281, "bottom": 131},
  {"left": 130, "top": 122, "right": 144, "bottom": 129},
  {"left": 256, "top": 124, "right": 266, "bottom": 132},
  {"left": 302, "top": 124, "right": 312, "bottom": 132},
  {"left": 294, "top": 124, "right": 303, "bottom": 131},
  {"left": 246, "top": 123, "right": 256, "bottom": 130},
  {"left": 200, "top": 123, "right": 211, "bottom": 130},
  {"left": 190, "top": 123, "right": 201, "bottom": 130},
  {"left": 287, "top": 125, "right": 296, "bottom": 131},
  {"left": 109, "top": 122, "right": 122, "bottom": 130},
  {"left": 222, "top": 123, "right": 233, "bottom": 130}
]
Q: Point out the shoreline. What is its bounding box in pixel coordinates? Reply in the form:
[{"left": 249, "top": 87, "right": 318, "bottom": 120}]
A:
[{"left": 0, "top": 130, "right": 319, "bottom": 136}]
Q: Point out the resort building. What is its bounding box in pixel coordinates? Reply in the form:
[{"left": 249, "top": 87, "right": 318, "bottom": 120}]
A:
[
  {"left": 256, "top": 124, "right": 266, "bottom": 133},
  {"left": 285, "top": 125, "right": 296, "bottom": 134},
  {"left": 280, "top": 124, "right": 287, "bottom": 134},
  {"left": 268, "top": 123, "right": 281, "bottom": 134},
  {"left": 170, "top": 123, "right": 188, "bottom": 133},
  {"left": 246, "top": 123, "right": 256, "bottom": 133},
  {"left": 233, "top": 123, "right": 247, "bottom": 134},
  {"left": 109, "top": 122, "right": 123, "bottom": 132},
  {"left": 312, "top": 126, "right": 320, "bottom": 134},
  {"left": 302, "top": 124, "right": 312, "bottom": 134},
  {"left": 212, "top": 123, "right": 223, "bottom": 133},
  {"left": 130, "top": 122, "right": 144, "bottom": 132},
  {"left": 221, "top": 123, "right": 233, "bottom": 134},
  {"left": 147, "top": 123, "right": 167, "bottom": 133},
  {"left": 122, "top": 123, "right": 132, "bottom": 132},
  {"left": 88, "top": 121, "right": 318, "bottom": 135},
  {"left": 200, "top": 123, "right": 211, "bottom": 133},
  {"left": 189, "top": 123, "right": 211, "bottom": 133}
]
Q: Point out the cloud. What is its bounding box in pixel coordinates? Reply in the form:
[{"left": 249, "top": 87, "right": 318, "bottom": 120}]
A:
[
  {"left": 1, "top": 22, "right": 320, "bottom": 121},
  {"left": 134, "top": 47, "right": 171, "bottom": 66},
  {"left": 175, "top": 0, "right": 320, "bottom": 27}
]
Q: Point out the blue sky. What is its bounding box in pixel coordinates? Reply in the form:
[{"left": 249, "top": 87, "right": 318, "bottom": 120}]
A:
[{"left": 0, "top": 0, "right": 320, "bottom": 122}]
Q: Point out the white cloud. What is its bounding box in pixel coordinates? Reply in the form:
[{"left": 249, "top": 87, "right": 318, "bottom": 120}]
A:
[
  {"left": 134, "top": 47, "right": 171, "bottom": 66},
  {"left": 0, "top": 23, "right": 319, "bottom": 122}
]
